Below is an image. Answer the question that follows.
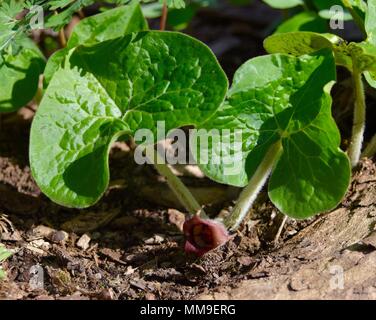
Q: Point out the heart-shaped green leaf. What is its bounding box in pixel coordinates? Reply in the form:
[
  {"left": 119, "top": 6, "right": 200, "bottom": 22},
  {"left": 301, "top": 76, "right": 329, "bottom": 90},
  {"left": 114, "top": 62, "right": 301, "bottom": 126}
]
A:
[
  {"left": 30, "top": 31, "right": 228, "bottom": 208},
  {"left": 0, "top": 36, "right": 45, "bottom": 112},
  {"left": 193, "top": 50, "right": 351, "bottom": 218},
  {"left": 44, "top": 2, "right": 148, "bottom": 85}
]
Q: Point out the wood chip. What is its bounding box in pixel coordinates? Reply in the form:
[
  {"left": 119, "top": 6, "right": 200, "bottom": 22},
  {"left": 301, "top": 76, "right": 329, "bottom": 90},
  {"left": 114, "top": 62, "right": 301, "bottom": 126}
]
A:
[
  {"left": 99, "top": 248, "right": 127, "bottom": 265},
  {"left": 76, "top": 234, "right": 91, "bottom": 251},
  {"left": 1, "top": 230, "right": 22, "bottom": 241},
  {"left": 30, "top": 225, "right": 55, "bottom": 239},
  {"left": 30, "top": 239, "right": 50, "bottom": 251},
  {"left": 130, "top": 279, "right": 146, "bottom": 291},
  {"left": 144, "top": 234, "right": 165, "bottom": 244},
  {"left": 237, "top": 256, "right": 253, "bottom": 266},
  {"left": 50, "top": 230, "right": 69, "bottom": 243},
  {"left": 168, "top": 209, "right": 185, "bottom": 231},
  {"left": 26, "top": 245, "right": 47, "bottom": 256}
]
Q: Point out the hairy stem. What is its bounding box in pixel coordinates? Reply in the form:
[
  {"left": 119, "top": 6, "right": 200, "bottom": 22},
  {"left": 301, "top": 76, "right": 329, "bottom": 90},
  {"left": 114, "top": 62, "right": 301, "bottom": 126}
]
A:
[
  {"left": 362, "top": 134, "right": 376, "bottom": 159},
  {"left": 348, "top": 71, "right": 366, "bottom": 167},
  {"left": 222, "top": 141, "right": 283, "bottom": 232},
  {"left": 160, "top": 1, "right": 168, "bottom": 31},
  {"left": 148, "top": 146, "right": 207, "bottom": 218}
]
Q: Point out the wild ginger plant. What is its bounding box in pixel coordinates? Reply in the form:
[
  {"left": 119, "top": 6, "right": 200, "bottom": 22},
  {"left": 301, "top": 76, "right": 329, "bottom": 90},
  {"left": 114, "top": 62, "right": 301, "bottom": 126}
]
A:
[
  {"left": 188, "top": 49, "right": 351, "bottom": 255},
  {"left": 23, "top": 1, "right": 352, "bottom": 257},
  {"left": 263, "top": 0, "right": 376, "bottom": 166}
]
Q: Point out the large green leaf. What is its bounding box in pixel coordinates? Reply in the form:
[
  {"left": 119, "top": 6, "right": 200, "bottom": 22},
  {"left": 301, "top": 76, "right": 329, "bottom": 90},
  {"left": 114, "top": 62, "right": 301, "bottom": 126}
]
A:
[
  {"left": 44, "top": 2, "right": 148, "bottom": 85},
  {"left": 0, "top": 36, "right": 45, "bottom": 112},
  {"left": 30, "top": 31, "right": 228, "bottom": 208},
  {"left": 194, "top": 50, "right": 350, "bottom": 218}
]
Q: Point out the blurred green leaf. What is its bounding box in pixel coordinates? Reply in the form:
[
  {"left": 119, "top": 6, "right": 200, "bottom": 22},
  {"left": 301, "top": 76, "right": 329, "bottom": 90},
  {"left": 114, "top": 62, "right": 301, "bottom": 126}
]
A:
[
  {"left": 275, "top": 11, "right": 328, "bottom": 33},
  {"left": 142, "top": 2, "right": 163, "bottom": 18},
  {"left": 262, "top": 0, "right": 304, "bottom": 9},
  {"left": 44, "top": 2, "right": 148, "bottom": 85},
  {"left": 168, "top": 4, "right": 197, "bottom": 30},
  {"left": 0, "top": 36, "right": 45, "bottom": 112},
  {"left": 163, "top": 0, "right": 186, "bottom": 9}
]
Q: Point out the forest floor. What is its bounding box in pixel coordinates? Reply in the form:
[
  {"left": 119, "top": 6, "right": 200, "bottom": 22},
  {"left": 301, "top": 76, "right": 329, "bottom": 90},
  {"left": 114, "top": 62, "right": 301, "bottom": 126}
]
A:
[{"left": 0, "top": 0, "right": 375, "bottom": 300}]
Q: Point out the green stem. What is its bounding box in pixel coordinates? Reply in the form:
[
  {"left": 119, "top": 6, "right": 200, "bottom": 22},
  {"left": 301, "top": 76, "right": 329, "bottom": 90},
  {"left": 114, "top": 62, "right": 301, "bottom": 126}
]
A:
[
  {"left": 148, "top": 146, "right": 207, "bottom": 218},
  {"left": 362, "top": 134, "right": 376, "bottom": 159},
  {"left": 348, "top": 71, "right": 366, "bottom": 167},
  {"left": 221, "top": 141, "right": 283, "bottom": 232}
]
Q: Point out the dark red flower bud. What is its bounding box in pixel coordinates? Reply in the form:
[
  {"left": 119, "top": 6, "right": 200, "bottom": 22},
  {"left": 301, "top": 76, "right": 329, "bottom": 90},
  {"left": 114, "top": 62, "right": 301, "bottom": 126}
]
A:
[{"left": 183, "top": 215, "right": 230, "bottom": 256}]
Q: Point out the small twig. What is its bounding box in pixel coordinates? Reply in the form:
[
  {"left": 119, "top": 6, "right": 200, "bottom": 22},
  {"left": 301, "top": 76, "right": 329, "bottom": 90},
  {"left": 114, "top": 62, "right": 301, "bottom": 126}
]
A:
[
  {"left": 160, "top": 1, "right": 168, "bottom": 31},
  {"left": 274, "top": 215, "right": 288, "bottom": 246}
]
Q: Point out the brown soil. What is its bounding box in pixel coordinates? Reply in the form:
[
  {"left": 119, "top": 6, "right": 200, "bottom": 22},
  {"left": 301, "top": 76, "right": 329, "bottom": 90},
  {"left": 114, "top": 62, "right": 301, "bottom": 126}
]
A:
[
  {"left": 0, "top": 106, "right": 375, "bottom": 300},
  {"left": 0, "top": 108, "right": 305, "bottom": 300},
  {"left": 0, "top": 1, "right": 375, "bottom": 300}
]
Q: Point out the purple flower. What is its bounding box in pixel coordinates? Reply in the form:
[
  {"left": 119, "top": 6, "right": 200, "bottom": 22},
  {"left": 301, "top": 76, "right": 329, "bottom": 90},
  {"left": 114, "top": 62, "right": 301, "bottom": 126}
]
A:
[{"left": 183, "top": 215, "right": 230, "bottom": 256}]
